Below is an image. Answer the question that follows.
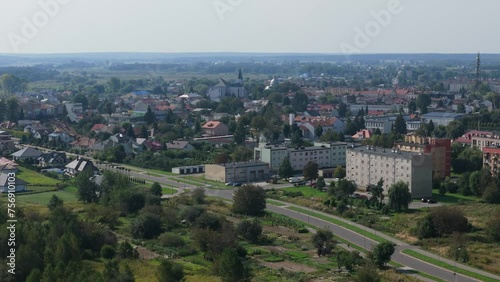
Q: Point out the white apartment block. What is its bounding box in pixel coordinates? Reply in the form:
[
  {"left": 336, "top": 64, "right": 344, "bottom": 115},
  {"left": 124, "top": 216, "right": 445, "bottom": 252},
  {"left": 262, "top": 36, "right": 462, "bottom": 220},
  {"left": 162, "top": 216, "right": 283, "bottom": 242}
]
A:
[
  {"left": 254, "top": 142, "right": 347, "bottom": 172},
  {"left": 346, "top": 146, "right": 432, "bottom": 198}
]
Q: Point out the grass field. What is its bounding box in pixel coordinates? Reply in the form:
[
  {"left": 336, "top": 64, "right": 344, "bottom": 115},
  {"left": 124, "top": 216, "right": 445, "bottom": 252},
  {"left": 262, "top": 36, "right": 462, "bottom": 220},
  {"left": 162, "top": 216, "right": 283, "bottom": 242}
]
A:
[
  {"left": 287, "top": 206, "right": 386, "bottom": 243},
  {"left": 402, "top": 250, "right": 498, "bottom": 282},
  {"left": 162, "top": 187, "right": 177, "bottom": 195},
  {"left": 16, "top": 167, "right": 61, "bottom": 186},
  {"left": 431, "top": 189, "right": 479, "bottom": 204},
  {"left": 282, "top": 186, "right": 327, "bottom": 198},
  {"left": 16, "top": 190, "right": 78, "bottom": 205}
]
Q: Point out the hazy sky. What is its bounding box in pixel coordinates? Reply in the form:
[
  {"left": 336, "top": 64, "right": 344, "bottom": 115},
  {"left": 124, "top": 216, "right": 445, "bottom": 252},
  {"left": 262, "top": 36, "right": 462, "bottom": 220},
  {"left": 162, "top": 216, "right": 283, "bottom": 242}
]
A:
[{"left": 0, "top": 0, "right": 498, "bottom": 54}]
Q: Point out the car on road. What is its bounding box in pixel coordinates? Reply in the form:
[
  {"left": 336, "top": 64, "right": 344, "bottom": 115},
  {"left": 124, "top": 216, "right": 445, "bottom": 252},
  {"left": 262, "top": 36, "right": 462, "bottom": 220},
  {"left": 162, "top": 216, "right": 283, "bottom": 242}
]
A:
[{"left": 421, "top": 197, "right": 437, "bottom": 204}]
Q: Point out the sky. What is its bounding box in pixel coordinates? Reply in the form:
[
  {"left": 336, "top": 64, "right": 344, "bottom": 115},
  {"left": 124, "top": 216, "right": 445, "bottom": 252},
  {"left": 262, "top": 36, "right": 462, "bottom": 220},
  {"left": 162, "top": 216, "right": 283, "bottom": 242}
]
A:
[{"left": 0, "top": 0, "right": 499, "bottom": 54}]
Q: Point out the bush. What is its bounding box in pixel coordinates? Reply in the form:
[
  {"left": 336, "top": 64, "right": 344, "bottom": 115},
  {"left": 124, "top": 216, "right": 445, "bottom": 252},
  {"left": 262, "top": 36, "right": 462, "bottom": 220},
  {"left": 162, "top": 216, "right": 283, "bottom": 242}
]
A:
[
  {"left": 159, "top": 233, "right": 186, "bottom": 248},
  {"left": 100, "top": 244, "right": 116, "bottom": 259},
  {"left": 236, "top": 220, "right": 262, "bottom": 243},
  {"left": 81, "top": 249, "right": 94, "bottom": 260},
  {"left": 117, "top": 241, "right": 139, "bottom": 259},
  {"left": 195, "top": 212, "right": 223, "bottom": 231},
  {"left": 178, "top": 205, "right": 204, "bottom": 223},
  {"left": 131, "top": 213, "right": 163, "bottom": 239},
  {"left": 156, "top": 259, "right": 184, "bottom": 282},
  {"left": 430, "top": 206, "right": 469, "bottom": 237}
]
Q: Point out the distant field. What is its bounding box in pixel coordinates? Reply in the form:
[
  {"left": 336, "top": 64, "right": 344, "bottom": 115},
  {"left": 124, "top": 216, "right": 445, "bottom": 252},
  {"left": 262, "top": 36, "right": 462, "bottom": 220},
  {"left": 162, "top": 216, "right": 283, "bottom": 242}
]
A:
[
  {"left": 431, "top": 189, "right": 479, "bottom": 204},
  {"left": 16, "top": 191, "right": 78, "bottom": 205}
]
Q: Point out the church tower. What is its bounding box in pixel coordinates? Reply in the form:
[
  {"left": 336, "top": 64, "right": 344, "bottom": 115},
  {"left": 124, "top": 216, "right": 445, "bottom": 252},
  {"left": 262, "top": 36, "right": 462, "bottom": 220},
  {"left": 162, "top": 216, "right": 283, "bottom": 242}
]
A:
[{"left": 236, "top": 68, "right": 243, "bottom": 85}]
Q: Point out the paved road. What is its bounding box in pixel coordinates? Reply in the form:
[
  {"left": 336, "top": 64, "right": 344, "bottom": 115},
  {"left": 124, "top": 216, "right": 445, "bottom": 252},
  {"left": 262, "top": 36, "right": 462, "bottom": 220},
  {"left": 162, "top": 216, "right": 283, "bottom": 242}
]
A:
[{"left": 92, "top": 164, "right": 500, "bottom": 282}]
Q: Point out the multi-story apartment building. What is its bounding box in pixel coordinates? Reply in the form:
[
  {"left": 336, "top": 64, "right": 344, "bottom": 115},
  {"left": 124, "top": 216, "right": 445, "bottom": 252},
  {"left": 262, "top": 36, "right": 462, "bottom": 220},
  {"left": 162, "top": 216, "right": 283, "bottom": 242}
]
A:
[
  {"left": 346, "top": 146, "right": 432, "bottom": 198},
  {"left": 395, "top": 135, "right": 451, "bottom": 179},
  {"left": 254, "top": 142, "right": 347, "bottom": 172},
  {"left": 455, "top": 130, "right": 500, "bottom": 150},
  {"left": 482, "top": 147, "right": 500, "bottom": 177}
]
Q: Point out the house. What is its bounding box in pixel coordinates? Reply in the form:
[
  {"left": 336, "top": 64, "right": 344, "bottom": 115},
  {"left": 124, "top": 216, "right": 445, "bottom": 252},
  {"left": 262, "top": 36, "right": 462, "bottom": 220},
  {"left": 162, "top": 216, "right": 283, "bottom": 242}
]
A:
[
  {"left": 90, "top": 133, "right": 142, "bottom": 156},
  {"left": 65, "top": 158, "right": 97, "bottom": 177},
  {"left": 0, "top": 157, "right": 19, "bottom": 174},
  {"left": 202, "top": 121, "right": 229, "bottom": 136},
  {"left": 292, "top": 115, "right": 344, "bottom": 139},
  {"left": 352, "top": 129, "right": 372, "bottom": 140},
  {"left": 166, "top": 141, "right": 194, "bottom": 151},
  {"left": 38, "top": 152, "right": 68, "bottom": 168},
  {"left": 48, "top": 132, "right": 74, "bottom": 144},
  {"left": 24, "top": 124, "right": 51, "bottom": 139},
  {"left": 11, "top": 147, "right": 43, "bottom": 162},
  {"left": 144, "top": 140, "right": 163, "bottom": 152},
  {"left": 207, "top": 70, "right": 247, "bottom": 101},
  {"left": 0, "top": 131, "right": 16, "bottom": 152},
  {"left": 0, "top": 173, "right": 28, "bottom": 193},
  {"left": 71, "top": 137, "right": 97, "bottom": 149},
  {"left": 91, "top": 124, "right": 111, "bottom": 134}
]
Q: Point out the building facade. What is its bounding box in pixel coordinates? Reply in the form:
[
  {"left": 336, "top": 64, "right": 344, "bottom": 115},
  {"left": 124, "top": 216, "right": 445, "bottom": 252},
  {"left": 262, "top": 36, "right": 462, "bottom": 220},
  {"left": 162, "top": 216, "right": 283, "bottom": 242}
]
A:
[
  {"left": 482, "top": 147, "right": 500, "bottom": 177},
  {"left": 205, "top": 161, "right": 270, "bottom": 183},
  {"left": 346, "top": 146, "right": 433, "bottom": 198},
  {"left": 395, "top": 135, "right": 451, "bottom": 179},
  {"left": 254, "top": 142, "right": 347, "bottom": 172}
]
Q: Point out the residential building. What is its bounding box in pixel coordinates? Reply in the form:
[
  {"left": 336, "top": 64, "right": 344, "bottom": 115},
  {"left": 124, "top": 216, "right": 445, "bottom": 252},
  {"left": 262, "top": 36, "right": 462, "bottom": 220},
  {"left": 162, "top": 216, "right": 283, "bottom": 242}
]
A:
[
  {"left": 70, "top": 137, "right": 97, "bottom": 150},
  {"left": 11, "top": 147, "right": 43, "bottom": 162},
  {"left": 0, "top": 158, "right": 19, "bottom": 174},
  {"left": 346, "top": 146, "right": 433, "bottom": 198},
  {"left": 38, "top": 152, "right": 68, "bottom": 168},
  {"left": 205, "top": 161, "right": 270, "bottom": 183},
  {"left": 254, "top": 142, "right": 347, "bottom": 172},
  {"left": 454, "top": 130, "right": 500, "bottom": 149},
  {"left": 202, "top": 121, "right": 229, "bottom": 136},
  {"left": 395, "top": 135, "right": 451, "bottom": 179},
  {"left": 0, "top": 174, "right": 28, "bottom": 193},
  {"left": 421, "top": 112, "right": 465, "bottom": 127},
  {"left": 292, "top": 115, "right": 344, "bottom": 138},
  {"left": 166, "top": 141, "right": 195, "bottom": 151},
  {"left": 64, "top": 158, "right": 97, "bottom": 177},
  {"left": 482, "top": 147, "right": 500, "bottom": 177},
  {"left": 0, "top": 131, "right": 16, "bottom": 152},
  {"left": 48, "top": 132, "right": 75, "bottom": 144}
]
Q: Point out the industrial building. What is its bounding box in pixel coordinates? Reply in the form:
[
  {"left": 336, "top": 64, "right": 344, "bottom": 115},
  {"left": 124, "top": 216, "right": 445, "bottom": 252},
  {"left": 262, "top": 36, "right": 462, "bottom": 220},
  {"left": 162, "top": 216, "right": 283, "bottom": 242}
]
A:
[{"left": 204, "top": 161, "right": 270, "bottom": 183}]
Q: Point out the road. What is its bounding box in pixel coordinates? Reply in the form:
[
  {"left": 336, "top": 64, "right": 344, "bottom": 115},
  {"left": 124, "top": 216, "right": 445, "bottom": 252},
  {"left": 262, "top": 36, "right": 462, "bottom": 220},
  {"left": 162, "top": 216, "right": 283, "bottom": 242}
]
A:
[{"left": 98, "top": 165, "right": 500, "bottom": 282}]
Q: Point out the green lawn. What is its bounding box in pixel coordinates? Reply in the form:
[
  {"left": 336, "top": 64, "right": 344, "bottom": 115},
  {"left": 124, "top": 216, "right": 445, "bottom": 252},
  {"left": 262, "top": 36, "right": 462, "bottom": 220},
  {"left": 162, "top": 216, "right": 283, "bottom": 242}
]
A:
[
  {"left": 16, "top": 167, "right": 61, "bottom": 186},
  {"left": 287, "top": 206, "right": 386, "bottom": 243},
  {"left": 402, "top": 249, "right": 498, "bottom": 282},
  {"left": 266, "top": 199, "right": 288, "bottom": 206},
  {"left": 16, "top": 191, "right": 78, "bottom": 205},
  {"left": 282, "top": 186, "right": 327, "bottom": 198},
  {"left": 431, "top": 189, "right": 479, "bottom": 204},
  {"left": 162, "top": 187, "right": 177, "bottom": 195}
]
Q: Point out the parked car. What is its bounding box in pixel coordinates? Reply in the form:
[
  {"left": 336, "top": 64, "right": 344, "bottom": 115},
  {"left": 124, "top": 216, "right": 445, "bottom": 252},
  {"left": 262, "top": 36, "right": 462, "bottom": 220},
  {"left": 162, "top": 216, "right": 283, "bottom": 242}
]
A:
[
  {"left": 232, "top": 182, "right": 242, "bottom": 186},
  {"left": 421, "top": 197, "right": 437, "bottom": 204},
  {"left": 225, "top": 182, "right": 234, "bottom": 186}
]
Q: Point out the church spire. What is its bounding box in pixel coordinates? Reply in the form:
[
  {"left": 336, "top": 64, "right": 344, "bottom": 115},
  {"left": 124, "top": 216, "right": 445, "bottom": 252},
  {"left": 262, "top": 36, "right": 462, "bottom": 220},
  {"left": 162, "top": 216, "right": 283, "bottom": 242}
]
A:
[{"left": 238, "top": 68, "right": 243, "bottom": 80}]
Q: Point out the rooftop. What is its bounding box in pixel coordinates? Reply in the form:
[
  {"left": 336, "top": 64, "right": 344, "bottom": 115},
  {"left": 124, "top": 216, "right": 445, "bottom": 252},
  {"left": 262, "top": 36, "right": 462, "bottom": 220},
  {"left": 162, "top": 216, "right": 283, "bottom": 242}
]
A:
[
  {"left": 348, "top": 145, "right": 420, "bottom": 159},
  {"left": 216, "top": 161, "right": 269, "bottom": 169}
]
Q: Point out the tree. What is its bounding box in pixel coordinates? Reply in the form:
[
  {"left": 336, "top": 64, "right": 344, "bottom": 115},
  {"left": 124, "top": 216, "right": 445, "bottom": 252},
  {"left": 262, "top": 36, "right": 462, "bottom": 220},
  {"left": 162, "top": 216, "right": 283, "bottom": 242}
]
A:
[
  {"left": 333, "top": 165, "right": 346, "bottom": 179},
  {"left": 291, "top": 91, "right": 309, "bottom": 112},
  {"left": 487, "top": 209, "right": 500, "bottom": 242},
  {"left": 408, "top": 99, "right": 417, "bottom": 114},
  {"left": 387, "top": 181, "right": 412, "bottom": 212},
  {"left": 156, "top": 259, "right": 184, "bottom": 282},
  {"left": 355, "top": 264, "right": 381, "bottom": 282},
  {"left": 233, "top": 121, "right": 246, "bottom": 145},
  {"left": 144, "top": 106, "right": 155, "bottom": 125},
  {"left": 427, "top": 120, "right": 435, "bottom": 136},
  {"left": 6, "top": 97, "right": 19, "bottom": 122},
  {"left": 369, "top": 241, "right": 395, "bottom": 268},
  {"left": 236, "top": 220, "right": 262, "bottom": 243},
  {"left": 316, "top": 176, "right": 326, "bottom": 191},
  {"left": 75, "top": 167, "right": 99, "bottom": 203},
  {"left": 108, "top": 77, "right": 122, "bottom": 92},
  {"left": 457, "top": 103, "right": 466, "bottom": 113},
  {"left": 338, "top": 102, "right": 347, "bottom": 118},
  {"left": 0, "top": 99, "right": 5, "bottom": 122},
  {"left": 303, "top": 161, "right": 319, "bottom": 181},
  {"left": 393, "top": 112, "right": 407, "bottom": 135},
  {"left": 117, "top": 241, "right": 139, "bottom": 259},
  {"left": 312, "top": 229, "right": 335, "bottom": 256},
  {"left": 131, "top": 213, "right": 162, "bottom": 239},
  {"left": 47, "top": 195, "right": 64, "bottom": 211},
  {"left": 415, "top": 214, "right": 437, "bottom": 239},
  {"left": 315, "top": 125, "right": 323, "bottom": 138},
  {"left": 337, "top": 250, "right": 363, "bottom": 272},
  {"left": 370, "top": 178, "right": 384, "bottom": 207},
  {"left": 150, "top": 182, "right": 162, "bottom": 197},
  {"left": 278, "top": 157, "right": 294, "bottom": 179},
  {"left": 192, "top": 187, "right": 206, "bottom": 204},
  {"left": 100, "top": 244, "right": 116, "bottom": 259},
  {"left": 217, "top": 248, "right": 249, "bottom": 282},
  {"left": 430, "top": 206, "right": 468, "bottom": 237},
  {"left": 446, "top": 120, "right": 466, "bottom": 139},
  {"left": 416, "top": 94, "right": 431, "bottom": 114},
  {"left": 0, "top": 73, "right": 26, "bottom": 95},
  {"left": 232, "top": 184, "right": 266, "bottom": 216}
]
